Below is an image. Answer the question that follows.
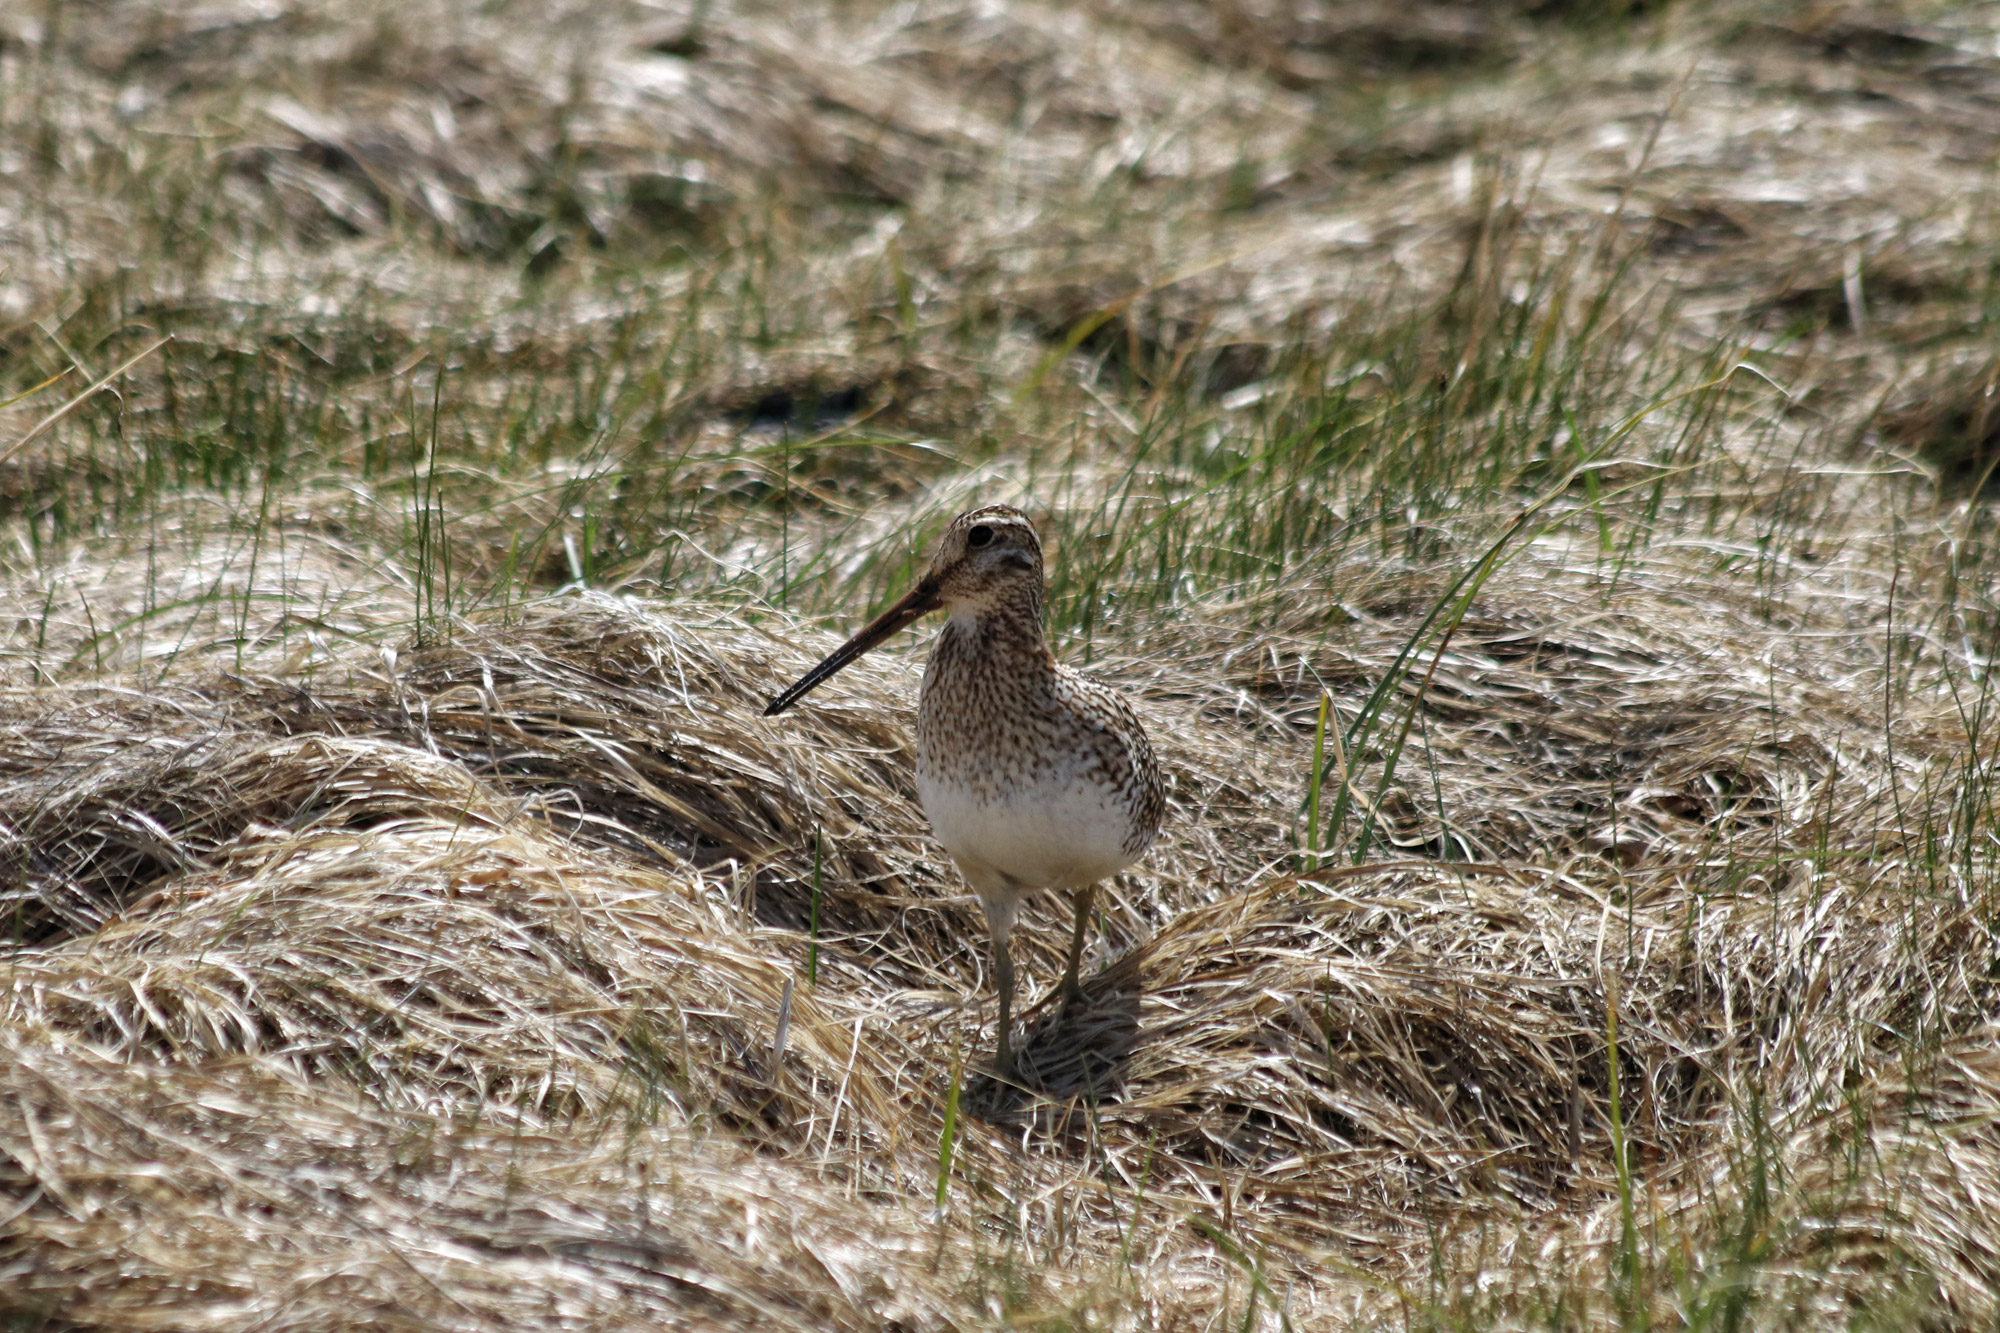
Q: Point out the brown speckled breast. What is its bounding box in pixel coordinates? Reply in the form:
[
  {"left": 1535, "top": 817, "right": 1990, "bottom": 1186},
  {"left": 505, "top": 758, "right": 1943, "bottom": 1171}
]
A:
[{"left": 914, "top": 603, "right": 1164, "bottom": 885}]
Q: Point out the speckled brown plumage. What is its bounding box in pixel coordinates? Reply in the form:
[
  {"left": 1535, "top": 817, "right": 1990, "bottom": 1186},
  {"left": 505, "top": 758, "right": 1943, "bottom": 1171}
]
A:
[
  {"left": 917, "top": 533, "right": 1161, "bottom": 837},
  {"left": 765, "top": 503, "right": 1164, "bottom": 1077}
]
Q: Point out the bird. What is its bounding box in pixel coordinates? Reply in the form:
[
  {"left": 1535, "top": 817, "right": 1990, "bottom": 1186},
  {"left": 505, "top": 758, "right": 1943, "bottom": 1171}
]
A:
[{"left": 764, "top": 504, "right": 1164, "bottom": 1076}]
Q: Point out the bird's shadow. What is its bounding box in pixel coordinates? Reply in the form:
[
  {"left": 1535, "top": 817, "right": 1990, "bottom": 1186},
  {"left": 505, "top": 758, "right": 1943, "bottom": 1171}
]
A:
[{"left": 964, "top": 943, "right": 1148, "bottom": 1123}]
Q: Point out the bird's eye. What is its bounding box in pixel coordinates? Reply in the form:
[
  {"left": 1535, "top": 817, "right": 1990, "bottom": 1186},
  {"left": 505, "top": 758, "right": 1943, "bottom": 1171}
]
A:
[{"left": 966, "top": 524, "right": 994, "bottom": 548}]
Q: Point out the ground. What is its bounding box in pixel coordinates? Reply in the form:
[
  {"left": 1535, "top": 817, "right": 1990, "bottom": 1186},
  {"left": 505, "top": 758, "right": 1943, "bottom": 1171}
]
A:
[{"left": 2, "top": 0, "right": 1999, "bottom": 1328}]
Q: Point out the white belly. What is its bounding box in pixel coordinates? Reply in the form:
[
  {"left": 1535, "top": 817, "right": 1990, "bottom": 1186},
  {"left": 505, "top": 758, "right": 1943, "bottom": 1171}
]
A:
[{"left": 916, "top": 769, "right": 1136, "bottom": 893}]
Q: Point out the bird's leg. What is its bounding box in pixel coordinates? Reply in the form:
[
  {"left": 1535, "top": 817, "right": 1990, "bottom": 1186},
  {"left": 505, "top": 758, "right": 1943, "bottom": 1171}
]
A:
[
  {"left": 990, "top": 914, "right": 1016, "bottom": 1077},
  {"left": 1060, "top": 882, "right": 1095, "bottom": 1010}
]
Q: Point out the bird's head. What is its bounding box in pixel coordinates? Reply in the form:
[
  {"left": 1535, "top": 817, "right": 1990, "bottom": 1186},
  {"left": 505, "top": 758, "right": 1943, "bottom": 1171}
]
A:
[
  {"left": 926, "top": 504, "right": 1044, "bottom": 611},
  {"left": 762, "top": 504, "right": 1044, "bottom": 717}
]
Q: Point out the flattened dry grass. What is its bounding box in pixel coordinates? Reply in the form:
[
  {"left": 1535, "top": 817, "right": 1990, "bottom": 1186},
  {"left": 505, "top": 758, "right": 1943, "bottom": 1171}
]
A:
[
  {"left": 0, "top": 1033, "right": 970, "bottom": 1330},
  {"left": 2, "top": 569, "right": 1994, "bottom": 1327},
  {"left": 6, "top": 0, "right": 2000, "bottom": 1329}
]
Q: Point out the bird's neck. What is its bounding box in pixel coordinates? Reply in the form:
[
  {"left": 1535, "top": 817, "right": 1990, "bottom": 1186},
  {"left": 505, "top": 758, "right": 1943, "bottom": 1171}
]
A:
[{"left": 936, "top": 585, "right": 1052, "bottom": 667}]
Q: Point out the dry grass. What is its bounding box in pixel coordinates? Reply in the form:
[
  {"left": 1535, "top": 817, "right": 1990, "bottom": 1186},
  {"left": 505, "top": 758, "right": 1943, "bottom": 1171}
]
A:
[{"left": 4, "top": 0, "right": 2000, "bottom": 1328}]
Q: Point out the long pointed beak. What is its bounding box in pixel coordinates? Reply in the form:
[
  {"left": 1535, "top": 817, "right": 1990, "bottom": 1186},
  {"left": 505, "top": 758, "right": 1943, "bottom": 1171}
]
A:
[{"left": 764, "top": 578, "right": 943, "bottom": 716}]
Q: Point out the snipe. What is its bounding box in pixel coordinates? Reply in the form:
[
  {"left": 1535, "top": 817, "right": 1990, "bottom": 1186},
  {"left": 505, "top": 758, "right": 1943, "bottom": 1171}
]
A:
[{"left": 765, "top": 505, "right": 1164, "bottom": 1076}]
